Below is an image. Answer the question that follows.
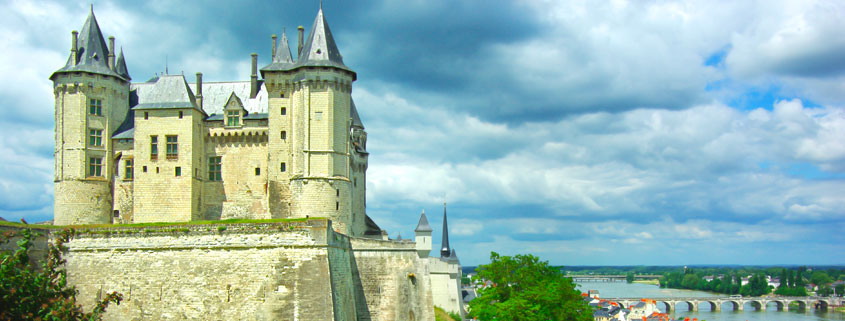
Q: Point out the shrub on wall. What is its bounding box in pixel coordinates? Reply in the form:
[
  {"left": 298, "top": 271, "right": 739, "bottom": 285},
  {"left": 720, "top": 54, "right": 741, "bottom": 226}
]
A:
[{"left": 0, "top": 226, "right": 122, "bottom": 320}]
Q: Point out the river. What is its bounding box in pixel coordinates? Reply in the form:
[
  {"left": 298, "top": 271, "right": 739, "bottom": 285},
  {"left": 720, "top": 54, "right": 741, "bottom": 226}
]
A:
[{"left": 576, "top": 281, "right": 844, "bottom": 321}]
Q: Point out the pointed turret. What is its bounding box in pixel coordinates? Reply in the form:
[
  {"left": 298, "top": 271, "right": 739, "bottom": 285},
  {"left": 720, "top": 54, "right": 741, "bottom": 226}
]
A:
[
  {"left": 294, "top": 8, "right": 355, "bottom": 75},
  {"left": 415, "top": 210, "right": 433, "bottom": 233},
  {"left": 51, "top": 7, "right": 124, "bottom": 80},
  {"left": 415, "top": 210, "right": 433, "bottom": 258},
  {"left": 440, "top": 203, "right": 451, "bottom": 258},
  {"left": 114, "top": 48, "right": 131, "bottom": 80},
  {"left": 274, "top": 31, "right": 294, "bottom": 65}
]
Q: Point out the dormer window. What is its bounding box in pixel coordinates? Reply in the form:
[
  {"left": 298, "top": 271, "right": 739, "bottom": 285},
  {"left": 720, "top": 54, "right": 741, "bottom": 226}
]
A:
[
  {"left": 223, "top": 92, "right": 246, "bottom": 128},
  {"left": 227, "top": 110, "right": 240, "bottom": 127}
]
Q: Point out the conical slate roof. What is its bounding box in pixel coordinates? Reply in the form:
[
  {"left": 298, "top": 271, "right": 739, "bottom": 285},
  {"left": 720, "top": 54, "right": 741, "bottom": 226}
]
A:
[
  {"left": 261, "top": 30, "right": 295, "bottom": 72},
  {"left": 440, "top": 203, "right": 451, "bottom": 258},
  {"left": 115, "top": 48, "right": 131, "bottom": 80},
  {"left": 51, "top": 7, "right": 124, "bottom": 81},
  {"left": 274, "top": 31, "right": 294, "bottom": 64},
  {"left": 261, "top": 8, "right": 355, "bottom": 79},
  {"left": 415, "top": 210, "right": 432, "bottom": 233},
  {"left": 350, "top": 99, "right": 364, "bottom": 129},
  {"left": 295, "top": 8, "right": 350, "bottom": 70}
]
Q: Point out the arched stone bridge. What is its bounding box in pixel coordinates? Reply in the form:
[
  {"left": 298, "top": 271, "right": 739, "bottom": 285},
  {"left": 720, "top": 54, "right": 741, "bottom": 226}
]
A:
[{"left": 606, "top": 296, "right": 841, "bottom": 312}]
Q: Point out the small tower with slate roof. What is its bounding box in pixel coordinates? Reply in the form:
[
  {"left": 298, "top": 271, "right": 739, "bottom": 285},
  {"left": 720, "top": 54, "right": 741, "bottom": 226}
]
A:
[
  {"left": 415, "top": 210, "right": 433, "bottom": 258},
  {"left": 50, "top": 7, "right": 131, "bottom": 225},
  {"left": 259, "top": 7, "right": 364, "bottom": 236}
]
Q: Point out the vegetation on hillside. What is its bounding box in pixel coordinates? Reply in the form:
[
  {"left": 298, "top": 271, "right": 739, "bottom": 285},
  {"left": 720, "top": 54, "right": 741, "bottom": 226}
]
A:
[
  {"left": 469, "top": 252, "right": 593, "bottom": 321},
  {"left": 0, "top": 226, "right": 121, "bottom": 320}
]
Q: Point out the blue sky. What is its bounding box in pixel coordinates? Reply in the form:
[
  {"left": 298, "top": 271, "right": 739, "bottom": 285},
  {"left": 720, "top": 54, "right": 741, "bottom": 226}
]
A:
[{"left": 2, "top": 0, "right": 845, "bottom": 266}]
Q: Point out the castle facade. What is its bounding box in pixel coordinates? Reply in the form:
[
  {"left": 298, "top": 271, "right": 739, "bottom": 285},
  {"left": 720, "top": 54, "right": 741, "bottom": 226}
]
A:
[
  {"left": 46, "top": 6, "right": 465, "bottom": 320},
  {"left": 52, "top": 7, "right": 373, "bottom": 237}
]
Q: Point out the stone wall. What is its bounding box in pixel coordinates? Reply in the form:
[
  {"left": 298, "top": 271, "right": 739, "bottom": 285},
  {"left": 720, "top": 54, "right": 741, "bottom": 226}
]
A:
[
  {"left": 202, "top": 124, "right": 270, "bottom": 220},
  {"left": 132, "top": 108, "right": 204, "bottom": 222},
  {"left": 428, "top": 258, "right": 464, "bottom": 316},
  {"left": 350, "top": 237, "right": 435, "bottom": 321},
  {"left": 64, "top": 220, "right": 343, "bottom": 320}
]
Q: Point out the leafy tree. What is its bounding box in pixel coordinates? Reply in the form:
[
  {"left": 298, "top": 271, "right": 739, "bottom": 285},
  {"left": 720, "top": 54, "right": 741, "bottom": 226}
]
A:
[
  {"left": 0, "top": 227, "right": 122, "bottom": 320},
  {"left": 626, "top": 272, "right": 634, "bottom": 283},
  {"left": 810, "top": 271, "right": 833, "bottom": 286},
  {"left": 468, "top": 252, "right": 593, "bottom": 321},
  {"left": 818, "top": 285, "right": 833, "bottom": 296}
]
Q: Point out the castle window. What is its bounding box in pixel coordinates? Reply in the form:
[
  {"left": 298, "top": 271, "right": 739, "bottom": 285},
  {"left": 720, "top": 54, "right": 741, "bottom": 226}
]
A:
[
  {"left": 314, "top": 111, "right": 323, "bottom": 121},
  {"left": 255, "top": 167, "right": 260, "bottom": 176},
  {"left": 281, "top": 107, "right": 287, "bottom": 115},
  {"left": 88, "top": 98, "right": 102, "bottom": 116},
  {"left": 227, "top": 110, "right": 240, "bottom": 127},
  {"left": 88, "top": 129, "right": 102, "bottom": 147},
  {"left": 124, "top": 159, "right": 133, "bottom": 180},
  {"left": 179, "top": 111, "right": 183, "bottom": 119},
  {"left": 336, "top": 201, "right": 339, "bottom": 211},
  {"left": 150, "top": 136, "right": 158, "bottom": 159},
  {"left": 281, "top": 131, "right": 287, "bottom": 140},
  {"left": 280, "top": 92, "right": 285, "bottom": 98},
  {"left": 113, "top": 210, "right": 119, "bottom": 218},
  {"left": 165, "top": 135, "right": 178, "bottom": 159},
  {"left": 175, "top": 166, "right": 181, "bottom": 177},
  {"left": 208, "top": 156, "right": 222, "bottom": 181},
  {"left": 336, "top": 189, "right": 340, "bottom": 197},
  {"left": 144, "top": 112, "right": 149, "bottom": 120},
  {"left": 280, "top": 162, "right": 286, "bottom": 172},
  {"left": 354, "top": 178, "right": 357, "bottom": 187},
  {"left": 88, "top": 157, "right": 102, "bottom": 177},
  {"left": 143, "top": 165, "right": 147, "bottom": 173}
]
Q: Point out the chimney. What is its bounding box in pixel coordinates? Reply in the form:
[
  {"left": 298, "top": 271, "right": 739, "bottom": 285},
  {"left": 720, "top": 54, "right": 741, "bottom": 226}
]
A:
[
  {"left": 195, "top": 72, "right": 203, "bottom": 109},
  {"left": 271, "top": 34, "right": 278, "bottom": 60},
  {"left": 108, "top": 36, "right": 115, "bottom": 69},
  {"left": 250, "top": 53, "right": 258, "bottom": 98},
  {"left": 71, "top": 30, "right": 78, "bottom": 65},
  {"left": 297, "top": 25, "right": 304, "bottom": 58}
]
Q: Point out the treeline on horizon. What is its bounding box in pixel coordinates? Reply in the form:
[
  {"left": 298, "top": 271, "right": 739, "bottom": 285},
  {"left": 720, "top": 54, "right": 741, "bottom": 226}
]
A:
[{"left": 553, "top": 265, "right": 845, "bottom": 297}]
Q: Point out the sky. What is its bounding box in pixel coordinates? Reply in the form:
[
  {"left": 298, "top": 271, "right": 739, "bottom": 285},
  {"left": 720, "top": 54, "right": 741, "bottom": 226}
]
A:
[{"left": 2, "top": 0, "right": 845, "bottom": 266}]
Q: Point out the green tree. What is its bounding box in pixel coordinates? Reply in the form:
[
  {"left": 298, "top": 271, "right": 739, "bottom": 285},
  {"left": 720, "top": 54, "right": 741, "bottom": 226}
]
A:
[
  {"left": 810, "top": 271, "right": 833, "bottom": 286},
  {"left": 0, "top": 227, "right": 122, "bottom": 320},
  {"left": 626, "top": 272, "right": 634, "bottom": 284},
  {"left": 835, "top": 283, "right": 844, "bottom": 297},
  {"left": 468, "top": 252, "right": 593, "bottom": 321}
]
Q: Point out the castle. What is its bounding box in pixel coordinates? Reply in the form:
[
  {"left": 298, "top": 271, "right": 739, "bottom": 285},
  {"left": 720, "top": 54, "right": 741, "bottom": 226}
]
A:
[{"left": 45, "top": 6, "right": 465, "bottom": 320}]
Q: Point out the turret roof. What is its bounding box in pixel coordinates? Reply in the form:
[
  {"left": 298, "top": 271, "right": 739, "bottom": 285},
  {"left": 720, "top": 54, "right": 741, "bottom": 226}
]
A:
[
  {"left": 261, "top": 30, "right": 296, "bottom": 72},
  {"left": 440, "top": 203, "right": 451, "bottom": 258},
  {"left": 415, "top": 210, "right": 432, "bottom": 232},
  {"left": 115, "top": 48, "right": 131, "bottom": 80},
  {"left": 51, "top": 7, "right": 125, "bottom": 81},
  {"left": 351, "top": 99, "right": 364, "bottom": 129},
  {"left": 261, "top": 8, "right": 355, "bottom": 78}
]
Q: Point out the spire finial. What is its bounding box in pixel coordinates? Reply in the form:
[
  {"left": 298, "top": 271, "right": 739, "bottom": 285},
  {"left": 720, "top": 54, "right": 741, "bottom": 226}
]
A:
[
  {"left": 90, "top": 3, "right": 93, "bottom": 12},
  {"left": 165, "top": 55, "right": 168, "bottom": 75},
  {"left": 320, "top": 0, "right": 323, "bottom": 10}
]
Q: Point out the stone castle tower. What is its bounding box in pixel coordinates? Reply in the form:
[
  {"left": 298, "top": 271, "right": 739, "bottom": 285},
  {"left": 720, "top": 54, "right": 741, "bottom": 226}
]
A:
[
  {"left": 50, "top": 7, "right": 374, "bottom": 236},
  {"left": 51, "top": 7, "right": 131, "bottom": 225}
]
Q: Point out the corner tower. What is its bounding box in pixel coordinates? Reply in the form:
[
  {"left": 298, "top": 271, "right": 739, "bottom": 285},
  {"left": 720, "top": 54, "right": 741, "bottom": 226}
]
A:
[
  {"left": 51, "top": 7, "right": 131, "bottom": 225},
  {"left": 261, "top": 8, "right": 365, "bottom": 235}
]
